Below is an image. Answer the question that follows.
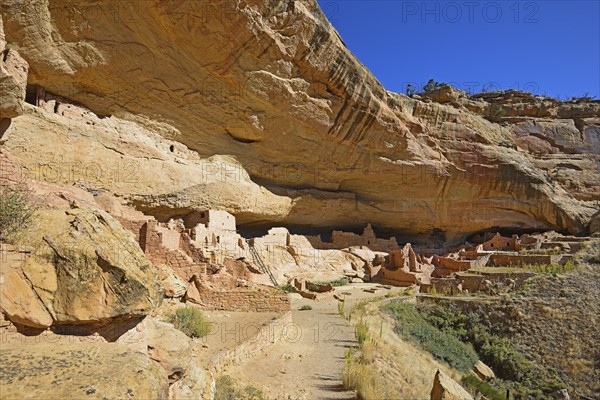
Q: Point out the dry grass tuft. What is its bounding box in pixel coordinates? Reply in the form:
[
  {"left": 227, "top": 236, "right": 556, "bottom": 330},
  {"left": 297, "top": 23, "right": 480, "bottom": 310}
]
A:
[{"left": 343, "top": 360, "right": 389, "bottom": 400}]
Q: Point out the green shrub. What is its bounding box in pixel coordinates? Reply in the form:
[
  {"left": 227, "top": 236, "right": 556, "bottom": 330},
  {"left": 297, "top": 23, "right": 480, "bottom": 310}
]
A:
[
  {"left": 355, "top": 320, "right": 369, "bottom": 345},
  {"left": 563, "top": 259, "right": 575, "bottom": 272},
  {"left": 316, "top": 277, "right": 349, "bottom": 287},
  {"left": 418, "top": 303, "right": 567, "bottom": 398},
  {"left": 489, "top": 104, "right": 506, "bottom": 120},
  {"left": 422, "top": 79, "right": 448, "bottom": 92},
  {"left": 337, "top": 300, "right": 345, "bottom": 316},
  {"left": 477, "top": 334, "right": 535, "bottom": 381},
  {"left": 299, "top": 305, "right": 312, "bottom": 311},
  {"left": 419, "top": 304, "right": 532, "bottom": 380},
  {"left": 0, "top": 185, "right": 37, "bottom": 243},
  {"left": 168, "top": 306, "right": 212, "bottom": 338},
  {"left": 521, "top": 263, "right": 574, "bottom": 275},
  {"left": 462, "top": 375, "right": 506, "bottom": 400},
  {"left": 342, "top": 348, "right": 391, "bottom": 400},
  {"left": 278, "top": 283, "right": 294, "bottom": 293},
  {"left": 215, "top": 375, "right": 266, "bottom": 400},
  {"left": 384, "top": 302, "right": 478, "bottom": 372}
]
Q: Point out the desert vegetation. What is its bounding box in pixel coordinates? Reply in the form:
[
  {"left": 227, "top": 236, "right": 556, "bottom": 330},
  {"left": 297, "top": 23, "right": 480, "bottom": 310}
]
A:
[
  {"left": 167, "top": 306, "right": 212, "bottom": 338},
  {"left": 214, "top": 375, "right": 267, "bottom": 400},
  {"left": 277, "top": 283, "right": 295, "bottom": 293},
  {"left": 0, "top": 185, "right": 37, "bottom": 243},
  {"left": 461, "top": 375, "right": 505, "bottom": 400},
  {"left": 342, "top": 319, "right": 394, "bottom": 399},
  {"left": 316, "top": 277, "right": 349, "bottom": 286},
  {"left": 416, "top": 302, "right": 569, "bottom": 398},
  {"left": 384, "top": 302, "right": 478, "bottom": 372}
]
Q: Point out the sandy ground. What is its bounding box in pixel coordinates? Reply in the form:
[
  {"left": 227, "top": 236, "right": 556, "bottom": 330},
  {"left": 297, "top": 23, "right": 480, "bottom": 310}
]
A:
[
  {"left": 225, "top": 283, "right": 402, "bottom": 400},
  {"left": 154, "top": 299, "right": 282, "bottom": 363},
  {"left": 0, "top": 282, "right": 403, "bottom": 400},
  {"left": 197, "top": 310, "right": 281, "bottom": 363}
]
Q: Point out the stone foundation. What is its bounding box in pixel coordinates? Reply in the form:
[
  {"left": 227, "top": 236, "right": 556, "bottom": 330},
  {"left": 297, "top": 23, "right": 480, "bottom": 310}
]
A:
[
  {"left": 191, "top": 284, "right": 290, "bottom": 313},
  {"left": 489, "top": 253, "right": 562, "bottom": 267}
]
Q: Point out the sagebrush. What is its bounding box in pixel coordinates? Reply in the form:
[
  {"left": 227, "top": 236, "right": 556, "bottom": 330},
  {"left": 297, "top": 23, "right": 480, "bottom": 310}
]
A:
[
  {"left": 168, "top": 306, "right": 212, "bottom": 338},
  {"left": 0, "top": 185, "right": 37, "bottom": 243},
  {"left": 215, "top": 375, "right": 267, "bottom": 400},
  {"left": 383, "top": 301, "right": 478, "bottom": 372}
]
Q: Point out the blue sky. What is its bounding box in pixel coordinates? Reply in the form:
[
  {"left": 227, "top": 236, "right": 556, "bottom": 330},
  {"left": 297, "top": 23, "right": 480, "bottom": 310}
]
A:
[{"left": 316, "top": 0, "right": 600, "bottom": 99}]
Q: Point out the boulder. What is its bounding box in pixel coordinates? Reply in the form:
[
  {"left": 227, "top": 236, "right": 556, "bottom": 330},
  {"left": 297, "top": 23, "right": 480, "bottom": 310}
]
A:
[
  {"left": 0, "top": 269, "right": 53, "bottom": 328},
  {"left": 184, "top": 279, "right": 202, "bottom": 304},
  {"left": 117, "top": 317, "right": 209, "bottom": 399},
  {"left": 421, "top": 85, "right": 467, "bottom": 104},
  {"left": 1, "top": 208, "right": 163, "bottom": 328},
  {"left": 431, "top": 369, "right": 474, "bottom": 400},
  {"left": 551, "top": 389, "right": 571, "bottom": 400},
  {"left": 157, "top": 264, "right": 188, "bottom": 298},
  {"left": 345, "top": 247, "right": 377, "bottom": 264},
  {"left": 472, "top": 360, "right": 495, "bottom": 381},
  {"left": 0, "top": 342, "right": 169, "bottom": 399}
]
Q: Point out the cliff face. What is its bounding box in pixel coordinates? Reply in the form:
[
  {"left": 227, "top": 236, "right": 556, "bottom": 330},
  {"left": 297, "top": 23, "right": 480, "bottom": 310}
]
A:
[{"left": 1, "top": 0, "right": 598, "bottom": 244}]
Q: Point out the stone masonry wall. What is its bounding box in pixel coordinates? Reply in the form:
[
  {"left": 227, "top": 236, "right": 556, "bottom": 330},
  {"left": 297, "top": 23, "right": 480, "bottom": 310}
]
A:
[
  {"left": 432, "top": 256, "right": 473, "bottom": 271},
  {"left": 139, "top": 220, "right": 205, "bottom": 280},
  {"left": 490, "top": 253, "right": 561, "bottom": 266},
  {"left": 196, "top": 285, "right": 290, "bottom": 313},
  {"left": 115, "top": 217, "right": 147, "bottom": 243}
]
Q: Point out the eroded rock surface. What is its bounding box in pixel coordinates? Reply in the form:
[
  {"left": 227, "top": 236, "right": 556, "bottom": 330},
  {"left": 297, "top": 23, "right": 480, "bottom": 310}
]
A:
[
  {"left": 0, "top": 342, "right": 169, "bottom": 400},
  {"left": 117, "top": 317, "right": 209, "bottom": 400},
  {"left": 0, "top": 0, "right": 598, "bottom": 245},
  {"left": 0, "top": 207, "right": 163, "bottom": 328},
  {"left": 430, "top": 369, "right": 474, "bottom": 400},
  {"left": 0, "top": 16, "right": 28, "bottom": 119}
]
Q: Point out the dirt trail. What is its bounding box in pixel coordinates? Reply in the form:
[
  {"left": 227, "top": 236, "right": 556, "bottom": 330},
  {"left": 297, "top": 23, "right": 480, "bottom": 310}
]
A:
[{"left": 226, "top": 296, "right": 357, "bottom": 400}]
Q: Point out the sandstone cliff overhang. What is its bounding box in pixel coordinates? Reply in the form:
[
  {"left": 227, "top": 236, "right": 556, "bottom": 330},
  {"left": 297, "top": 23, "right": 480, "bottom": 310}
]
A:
[{"left": 0, "top": 1, "right": 597, "bottom": 244}]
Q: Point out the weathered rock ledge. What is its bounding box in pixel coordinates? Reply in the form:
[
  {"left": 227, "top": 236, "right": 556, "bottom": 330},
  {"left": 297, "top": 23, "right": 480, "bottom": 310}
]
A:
[{"left": 0, "top": 0, "right": 598, "bottom": 245}]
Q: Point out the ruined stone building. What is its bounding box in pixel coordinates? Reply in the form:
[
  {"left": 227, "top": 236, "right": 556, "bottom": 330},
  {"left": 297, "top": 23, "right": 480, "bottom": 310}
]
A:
[
  {"left": 307, "top": 224, "right": 401, "bottom": 252},
  {"left": 186, "top": 210, "right": 246, "bottom": 260}
]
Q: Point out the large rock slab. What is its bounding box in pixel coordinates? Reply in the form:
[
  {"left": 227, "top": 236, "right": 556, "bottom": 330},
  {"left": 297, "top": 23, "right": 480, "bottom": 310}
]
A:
[
  {"left": 0, "top": 208, "right": 163, "bottom": 328},
  {"left": 431, "top": 369, "right": 474, "bottom": 400},
  {"left": 472, "top": 360, "right": 495, "bottom": 381},
  {"left": 0, "top": 342, "right": 169, "bottom": 399},
  {"left": 117, "top": 317, "right": 210, "bottom": 399},
  {"left": 0, "top": 253, "right": 53, "bottom": 328}
]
